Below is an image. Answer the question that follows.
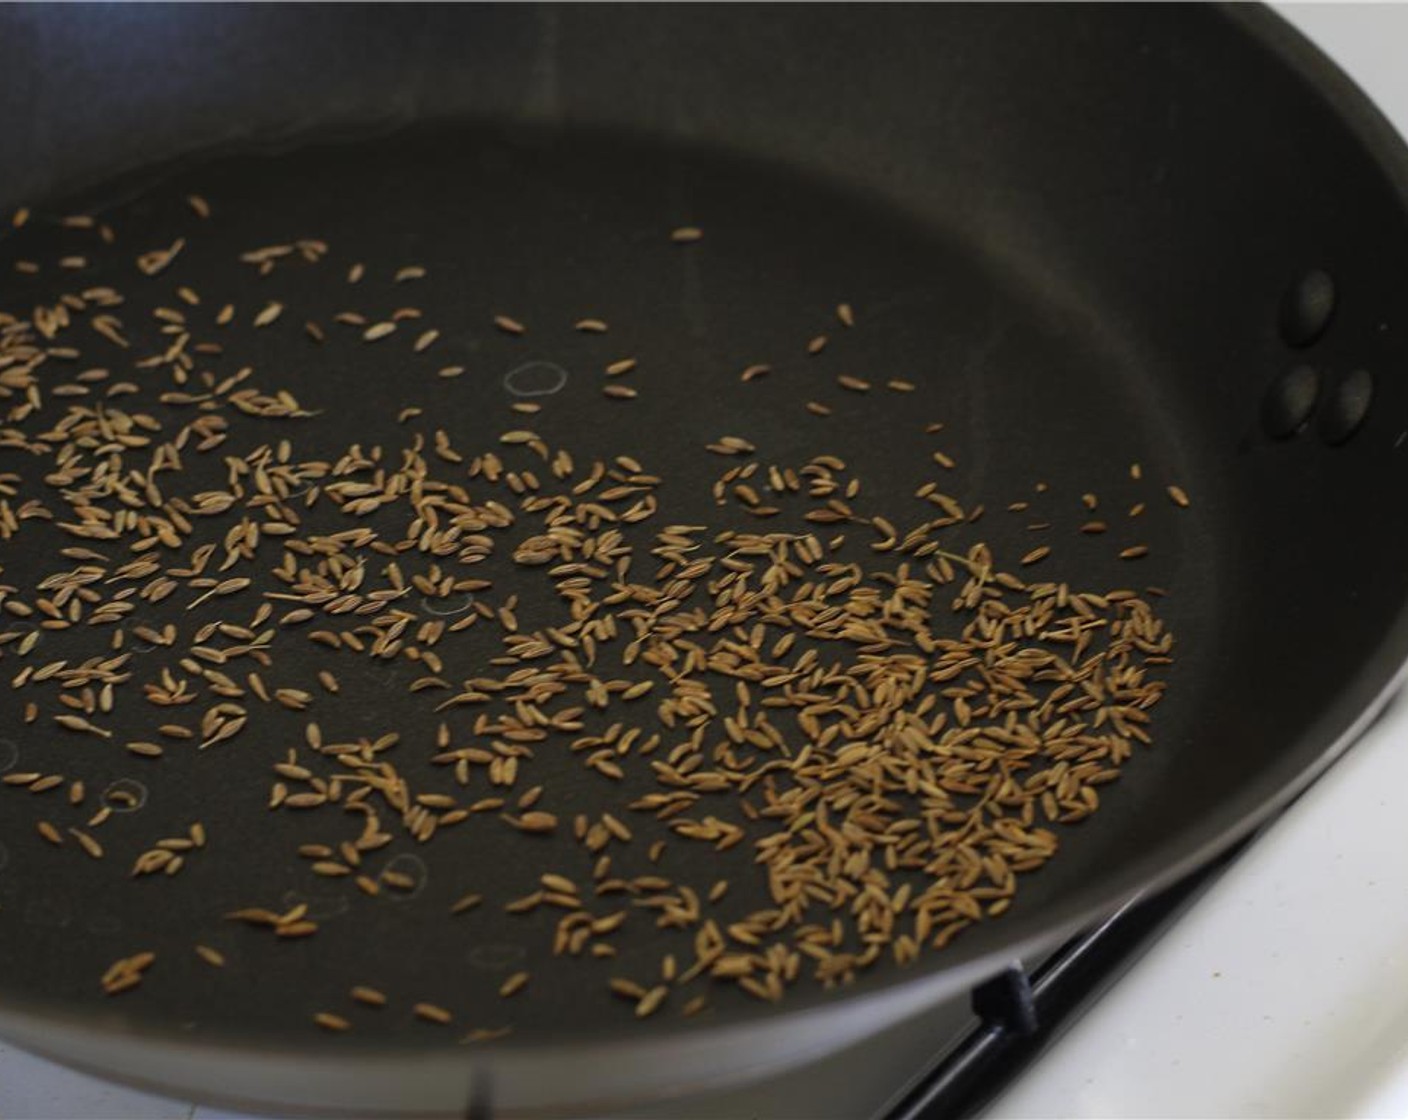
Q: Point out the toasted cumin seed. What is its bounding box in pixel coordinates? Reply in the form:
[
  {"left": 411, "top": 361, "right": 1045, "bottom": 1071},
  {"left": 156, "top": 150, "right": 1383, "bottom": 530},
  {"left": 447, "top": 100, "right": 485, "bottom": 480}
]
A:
[
  {"left": 414, "top": 1002, "right": 452, "bottom": 1024},
  {"left": 670, "top": 226, "right": 703, "bottom": 243},
  {"left": 636, "top": 985, "right": 669, "bottom": 1018},
  {"left": 493, "top": 315, "right": 526, "bottom": 335},
  {"left": 1167, "top": 484, "right": 1190, "bottom": 508},
  {"left": 610, "top": 977, "right": 646, "bottom": 1000},
  {"left": 499, "top": 971, "right": 529, "bottom": 998},
  {"left": 70, "top": 828, "right": 103, "bottom": 859},
  {"left": 351, "top": 985, "right": 387, "bottom": 1007},
  {"left": 195, "top": 945, "right": 226, "bottom": 968},
  {"left": 314, "top": 1012, "right": 350, "bottom": 1032}
]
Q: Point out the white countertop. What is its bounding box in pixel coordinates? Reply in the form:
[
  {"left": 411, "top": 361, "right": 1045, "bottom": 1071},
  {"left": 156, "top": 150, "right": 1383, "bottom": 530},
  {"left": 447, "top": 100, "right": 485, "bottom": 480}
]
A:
[{"left": 989, "top": 7, "right": 1408, "bottom": 1114}]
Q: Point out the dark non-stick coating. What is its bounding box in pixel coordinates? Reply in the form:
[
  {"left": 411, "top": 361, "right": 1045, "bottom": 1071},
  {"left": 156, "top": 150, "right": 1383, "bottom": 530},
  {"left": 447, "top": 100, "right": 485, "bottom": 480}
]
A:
[{"left": 1, "top": 3, "right": 1408, "bottom": 1114}]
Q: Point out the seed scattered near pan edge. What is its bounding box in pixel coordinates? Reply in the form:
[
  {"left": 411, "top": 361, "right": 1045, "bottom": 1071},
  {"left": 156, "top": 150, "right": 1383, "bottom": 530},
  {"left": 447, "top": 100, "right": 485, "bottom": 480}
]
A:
[
  {"left": 636, "top": 985, "right": 669, "bottom": 1018},
  {"left": 351, "top": 985, "right": 387, "bottom": 1007},
  {"left": 414, "top": 1002, "right": 452, "bottom": 1024},
  {"left": 69, "top": 828, "right": 104, "bottom": 859},
  {"left": 314, "top": 1012, "right": 350, "bottom": 1032}
]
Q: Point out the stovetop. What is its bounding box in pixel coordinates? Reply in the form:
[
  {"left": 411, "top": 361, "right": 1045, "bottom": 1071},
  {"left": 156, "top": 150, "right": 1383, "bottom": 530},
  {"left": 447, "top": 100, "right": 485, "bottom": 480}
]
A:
[{"left": 4, "top": 6, "right": 1408, "bottom": 1118}]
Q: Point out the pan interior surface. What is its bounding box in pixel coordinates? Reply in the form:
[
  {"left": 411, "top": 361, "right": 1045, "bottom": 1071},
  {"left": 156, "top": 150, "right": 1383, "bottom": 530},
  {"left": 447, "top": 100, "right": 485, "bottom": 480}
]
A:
[{"left": 0, "top": 122, "right": 1214, "bottom": 1048}]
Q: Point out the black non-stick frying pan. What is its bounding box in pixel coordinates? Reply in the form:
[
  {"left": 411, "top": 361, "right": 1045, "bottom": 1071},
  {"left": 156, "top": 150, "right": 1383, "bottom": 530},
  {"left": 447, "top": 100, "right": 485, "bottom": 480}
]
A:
[{"left": 2, "top": 3, "right": 1408, "bottom": 1116}]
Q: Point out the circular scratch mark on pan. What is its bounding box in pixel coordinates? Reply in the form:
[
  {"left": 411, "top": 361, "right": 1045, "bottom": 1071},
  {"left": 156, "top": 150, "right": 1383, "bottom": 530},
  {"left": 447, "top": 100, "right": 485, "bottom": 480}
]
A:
[
  {"left": 504, "top": 360, "right": 568, "bottom": 398},
  {"left": 378, "top": 853, "right": 429, "bottom": 900},
  {"left": 101, "top": 778, "right": 148, "bottom": 812},
  {"left": 467, "top": 943, "right": 527, "bottom": 971},
  {"left": 0, "top": 738, "right": 19, "bottom": 774},
  {"left": 127, "top": 617, "right": 159, "bottom": 654},
  {"left": 420, "top": 592, "right": 475, "bottom": 617}
]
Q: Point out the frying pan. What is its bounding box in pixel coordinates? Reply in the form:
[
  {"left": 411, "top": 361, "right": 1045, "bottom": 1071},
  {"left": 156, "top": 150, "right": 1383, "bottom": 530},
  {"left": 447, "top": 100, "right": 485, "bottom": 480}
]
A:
[{"left": 1, "top": 3, "right": 1407, "bottom": 1116}]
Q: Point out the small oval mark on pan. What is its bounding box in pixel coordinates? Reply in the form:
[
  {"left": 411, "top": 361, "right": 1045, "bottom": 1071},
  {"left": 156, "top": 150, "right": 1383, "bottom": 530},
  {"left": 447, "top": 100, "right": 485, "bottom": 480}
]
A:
[
  {"left": 1278, "top": 268, "right": 1335, "bottom": 348},
  {"left": 101, "top": 778, "right": 148, "bottom": 813},
  {"left": 127, "top": 616, "right": 159, "bottom": 654},
  {"left": 420, "top": 593, "right": 475, "bottom": 617},
  {"left": 378, "top": 853, "right": 429, "bottom": 900},
  {"left": 24, "top": 897, "right": 70, "bottom": 928},
  {"left": 1319, "top": 368, "right": 1374, "bottom": 446},
  {"left": 467, "top": 943, "right": 527, "bottom": 971},
  {"left": 1262, "top": 365, "right": 1321, "bottom": 440},
  {"left": 504, "top": 360, "right": 568, "bottom": 398},
  {"left": 85, "top": 912, "right": 123, "bottom": 935}
]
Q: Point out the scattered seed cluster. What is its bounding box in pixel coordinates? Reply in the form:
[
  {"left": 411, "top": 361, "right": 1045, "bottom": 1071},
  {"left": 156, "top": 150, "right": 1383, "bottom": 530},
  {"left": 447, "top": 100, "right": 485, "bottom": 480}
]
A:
[{"left": 0, "top": 193, "right": 1185, "bottom": 1037}]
